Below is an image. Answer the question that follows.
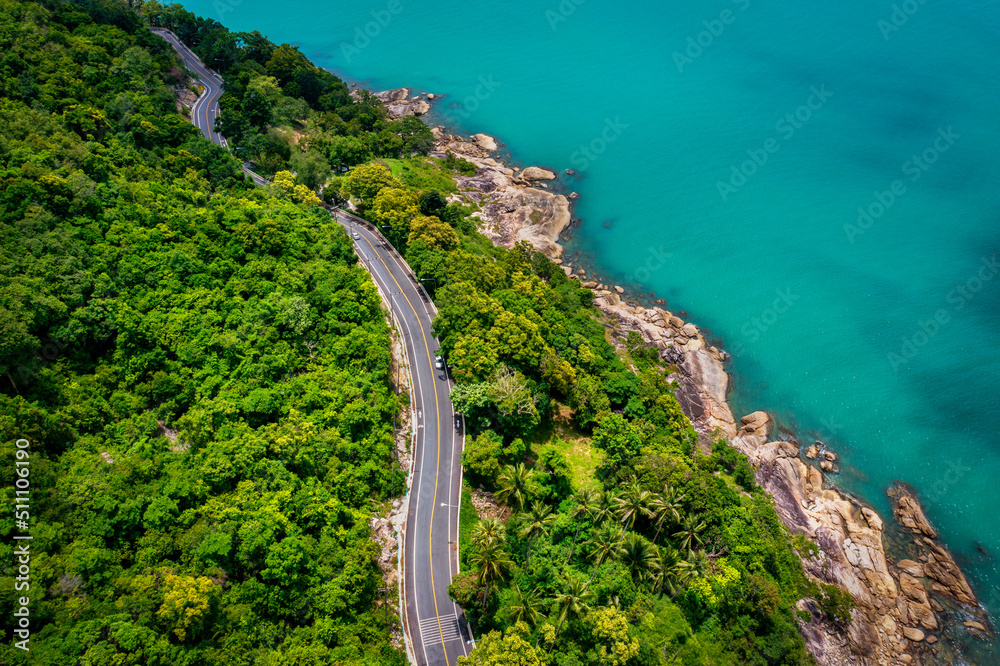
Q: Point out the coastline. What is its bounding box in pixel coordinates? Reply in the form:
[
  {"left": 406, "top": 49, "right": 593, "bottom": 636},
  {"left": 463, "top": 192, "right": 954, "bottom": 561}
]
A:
[{"left": 373, "top": 90, "right": 994, "bottom": 665}]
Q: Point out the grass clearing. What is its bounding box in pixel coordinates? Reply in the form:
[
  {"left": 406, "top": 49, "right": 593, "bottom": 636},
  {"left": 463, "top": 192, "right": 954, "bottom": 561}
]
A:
[
  {"left": 529, "top": 403, "right": 603, "bottom": 491},
  {"left": 379, "top": 157, "right": 457, "bottom": 193}
]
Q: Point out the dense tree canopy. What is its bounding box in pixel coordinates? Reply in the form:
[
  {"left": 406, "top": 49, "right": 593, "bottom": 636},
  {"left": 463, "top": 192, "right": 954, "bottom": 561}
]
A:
[{"left": 0, "top": 2, "right": 404, "bottom": 663}]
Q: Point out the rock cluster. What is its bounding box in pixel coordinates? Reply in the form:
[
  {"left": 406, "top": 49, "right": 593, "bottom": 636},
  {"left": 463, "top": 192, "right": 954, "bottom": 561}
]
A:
[
  {"left": 888, "top": 486, "right": 980, "bottom": 609},
  {"left": 581, "top": 295, "right": 735, "bottom": 439},
  {"left": 430, "top": 128, "right": 572, "bottom": 260},
  {"left": 729, "top": 416, "right": 992, "bottom": 664},
  {"left": 373, "top": 87, "right": 432, "bottom": 119}
]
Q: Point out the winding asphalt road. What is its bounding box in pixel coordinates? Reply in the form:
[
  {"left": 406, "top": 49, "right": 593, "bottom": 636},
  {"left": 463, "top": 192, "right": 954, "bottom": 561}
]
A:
[
  {"left": 152, "top": 28, "right": 226, "bottom": 147},
  {"left": 338, "top": 211, "right": 471, "bottom": 666},
  {"left": 154, "top": 28, "right": 470, "bottom": 666}
]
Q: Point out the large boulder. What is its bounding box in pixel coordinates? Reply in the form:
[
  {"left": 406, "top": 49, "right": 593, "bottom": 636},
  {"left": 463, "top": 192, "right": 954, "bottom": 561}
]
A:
[
  {"left": 521, "top": 166, "right": 556, "bottom": 181},
  {"left": 472, "top": 133, "right": 498, "bottom": 151}
]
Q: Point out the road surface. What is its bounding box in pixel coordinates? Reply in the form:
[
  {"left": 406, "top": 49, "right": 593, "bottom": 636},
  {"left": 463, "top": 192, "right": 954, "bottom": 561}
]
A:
[
  {"left": 155, "top": 28, "right": 471, "bottom": 666},
  {"left": 152, "top": 28, "right": 226, "bottom": 147},
  {"left": 337, "top": 211, "right": 471, "bottom": 666}
]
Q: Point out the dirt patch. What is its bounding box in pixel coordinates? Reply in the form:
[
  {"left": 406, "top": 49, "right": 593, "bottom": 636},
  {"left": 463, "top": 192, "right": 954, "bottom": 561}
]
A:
[{"left": 470, "top": 488, "right": 508, "bottom": 521}]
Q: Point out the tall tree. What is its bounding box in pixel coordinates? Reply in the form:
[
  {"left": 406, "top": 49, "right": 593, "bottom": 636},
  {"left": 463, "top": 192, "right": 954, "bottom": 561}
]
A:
[
  {"left": 550, "top": 576, "right": 594, "bottom": 652},
  {"left": 649, "top": 483, "right": 685, "bottom": 544},
  {"left": 621, "top": 532, "right": 656, "bottom": 583},
  {"left": 496, "top": 463, "right": 538, "bottom": 514},
  {"left": 566, "top": 487, "right": 599, "bottom": 564},
  {"left": 471, "top": 517, "right": 505, "bottom": 551},
  {"left": 470, "top": 543, "right": 514, "bottom": 611},
  {"left": 672, "top": 515, "right": 706, "bottom": 556},
  {"left": 584, "top": 523, "right": 626, "bottom": 589},
  {"left": 503, "top": 587, "right": 545, "bottom": 628},
  {"left": 614, "top": 482, "right": 652, "bottom": 530},
  {"left": 519, "top": 501, "right": 554, "bottom": 567}
]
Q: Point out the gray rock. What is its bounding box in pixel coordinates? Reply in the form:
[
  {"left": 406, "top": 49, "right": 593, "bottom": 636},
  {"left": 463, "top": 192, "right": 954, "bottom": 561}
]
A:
[{"left": 521, "top": 166, "right": 557, "bottom": 180}]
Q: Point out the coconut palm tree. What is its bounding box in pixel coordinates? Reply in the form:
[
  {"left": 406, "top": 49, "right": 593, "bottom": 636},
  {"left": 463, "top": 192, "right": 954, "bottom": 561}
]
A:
[
  {"left": 470, "top": 517, "right": 505, "bottom": 550},
  {"left": 614, "top": 483, "right": 653, "bottom": 530},
  {"left": 672, "top": 515, "right": 706, "bottom": 556},
  {"left": 648, "top": 483, "right": 685, "bottom": 544},
  {"left": 621, "top": 532, "right": 657, "bottom": 583},
  {"left": 550, "top": 576, "right": 594, "bottom": 652},
  {"left": 470, "top": 542, "right": 514, "bottom": 611},
  {"left": 504, "top": 586, "right": 545, "bottom": 627},
  {"left": 686, "top": 549, "right": 713, "bottom": 579},
  {"left": 584, "top": 523, "right": 626, "bottom": 589},
  {"left": 496, "top": 463, "right": 538, "bottom": 513},
  {"left": 566, "top": 487, "right": 599, "bottom": 564},
  {"left": 593, "top": 489, "right": 618, "bottom": 526},
  {"left": 649, "top": 545, "right": 692, "bottom": 597},
  {"left": 519, "top": 501, "right": 554, "bottom": 567}
]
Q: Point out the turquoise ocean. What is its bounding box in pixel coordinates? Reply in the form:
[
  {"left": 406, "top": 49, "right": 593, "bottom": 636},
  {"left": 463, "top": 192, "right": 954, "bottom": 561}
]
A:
[{"left": 181, "top": 0, "right": 999, "bottom": 656}]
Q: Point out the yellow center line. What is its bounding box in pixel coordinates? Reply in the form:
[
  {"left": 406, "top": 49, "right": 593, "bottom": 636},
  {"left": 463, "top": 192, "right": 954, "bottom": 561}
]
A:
[{"left": 356, "top": 228, "right": 449, "bottom": 663}]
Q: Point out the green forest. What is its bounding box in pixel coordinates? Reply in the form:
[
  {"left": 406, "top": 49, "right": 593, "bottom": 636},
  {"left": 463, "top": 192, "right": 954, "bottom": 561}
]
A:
[
  {"left": 0, "top": 0, "right": 407, "bottom": 663},
  {"left": 0, "top": 0, "right": 847, "bottom": 664}
]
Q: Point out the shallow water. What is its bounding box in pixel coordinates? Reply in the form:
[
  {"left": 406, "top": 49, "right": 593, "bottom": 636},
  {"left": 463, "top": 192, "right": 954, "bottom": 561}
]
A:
[{"left": 180, "top": 0, "right": 1000, "bottom": 657}]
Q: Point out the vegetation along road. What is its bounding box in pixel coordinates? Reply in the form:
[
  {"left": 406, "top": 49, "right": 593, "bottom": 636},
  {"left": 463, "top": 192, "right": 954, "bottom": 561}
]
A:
[{"left": 154, "top": 29, "right": 471, "bottom": 666}]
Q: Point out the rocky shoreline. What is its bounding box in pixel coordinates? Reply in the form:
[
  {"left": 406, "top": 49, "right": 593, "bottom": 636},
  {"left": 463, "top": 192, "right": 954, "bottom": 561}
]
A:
[{"left": 375, "top": 90, "right": 994, "bottom": 664}]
